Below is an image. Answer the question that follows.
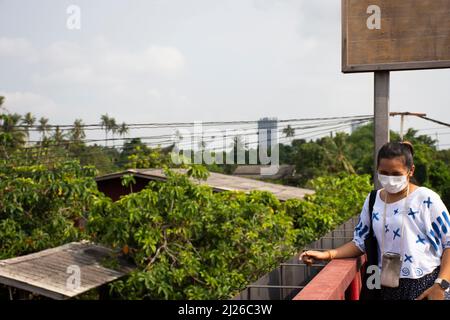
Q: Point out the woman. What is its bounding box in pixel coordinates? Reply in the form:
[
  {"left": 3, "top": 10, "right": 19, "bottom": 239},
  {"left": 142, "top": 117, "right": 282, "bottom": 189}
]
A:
[{"left": 300, "top": 142, "right": 450, "bottom": 300}]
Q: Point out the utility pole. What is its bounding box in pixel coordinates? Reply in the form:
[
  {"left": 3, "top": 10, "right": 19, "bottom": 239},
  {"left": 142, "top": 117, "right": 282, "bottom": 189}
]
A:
[
  {"left": 374, "top": 71, "right": 390, "bottom": 190},
  {"left": 389, "top": 112, "right": 427, "bottom": 141}
]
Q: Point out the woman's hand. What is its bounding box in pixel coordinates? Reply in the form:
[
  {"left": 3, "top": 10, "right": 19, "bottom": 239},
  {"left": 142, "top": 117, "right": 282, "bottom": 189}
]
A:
[
  {"left": 416, "top": 284, "right": 446, "bottom": 300},
  {"left": 299, "top": 250, "right": 334, "bottom": 265}
]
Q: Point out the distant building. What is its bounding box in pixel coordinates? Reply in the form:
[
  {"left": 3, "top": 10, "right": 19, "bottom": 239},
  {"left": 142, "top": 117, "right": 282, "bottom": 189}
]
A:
[{"left": 258, "top": 117, "right": 278, "bottom": 150}]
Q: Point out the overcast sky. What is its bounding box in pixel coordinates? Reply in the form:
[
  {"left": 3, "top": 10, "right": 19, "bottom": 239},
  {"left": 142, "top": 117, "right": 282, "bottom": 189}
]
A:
[{"left": 0, "top": 0, "right": 449, "bottom": 149}]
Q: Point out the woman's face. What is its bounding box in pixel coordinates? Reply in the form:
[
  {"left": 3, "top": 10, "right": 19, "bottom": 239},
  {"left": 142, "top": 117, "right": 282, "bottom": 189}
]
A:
[{"left": 378, "top": 157, "right": 414, "bottom": 177}]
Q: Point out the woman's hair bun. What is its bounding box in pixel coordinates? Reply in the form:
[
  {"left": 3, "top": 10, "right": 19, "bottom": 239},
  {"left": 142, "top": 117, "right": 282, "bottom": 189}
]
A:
[{"left": 401, "top": 141, "right": 414, "bottom": 156}]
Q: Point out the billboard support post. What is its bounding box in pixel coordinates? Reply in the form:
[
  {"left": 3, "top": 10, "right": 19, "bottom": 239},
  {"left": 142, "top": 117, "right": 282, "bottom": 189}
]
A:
[{"left": 373, "top": 71, "right": 390, "bottom": 190}]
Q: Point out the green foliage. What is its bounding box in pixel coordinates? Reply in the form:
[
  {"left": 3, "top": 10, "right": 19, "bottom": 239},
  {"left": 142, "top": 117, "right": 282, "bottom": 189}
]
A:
[
  {"left": 186, "top": 164, "right": 210, "bottom": 181},
  {"left": 0, "top": 160, "right": 99, "bottom": 259},
  {"left": 284, "top": 174, "right": 372, "bottom": 247},
  {"left": 1, "top": 112, "right": 27, "bottom": 153},
  {"left": 73, "top": 145, "right": 120, "bottom": 175},
  {"left": 121, "top": 174, "right": 137, "bottom": 193},
  {"left": 346, "top": 123, "right": 374, "bottom": 174},
  {"left": 126, "top": 145, "right": 172, "bottom": 169},
  {"left": 87, "top": 168, "right": 298, "bottom": 299},
  {"left": 281, "top": 123, "right": 449, "bottom": 208},
  {"left": 85, "top": 169, "right": 374, "bottom": 300},
  {"left": 1, "top": 106, "right": 448, "bottom": 299},
  {"left": 287, "top": 133, "right": 357, "bottom": 185},
  {"left": 0, "top": 154, "right": 385, "bottom": 300}
]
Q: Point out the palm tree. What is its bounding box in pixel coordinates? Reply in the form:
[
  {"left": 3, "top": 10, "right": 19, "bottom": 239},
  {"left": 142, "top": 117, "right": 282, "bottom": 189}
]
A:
[
  {"left": 100, "top": 114, "right": 110, "bottom": 147},
  {"left": 21, "top": 112, "right": 36, "bottom": 144},
  {"left": 70, "top": 119, "right": 86, "bottom": 143},
  {"left": 118, "top": 122, "right": 129, "bottom": 138},
  {"left": 38, "top": 117, "right": 50, "bottom": 142},
  {"left": 323, "top": 133, "right": 355, "bottom": 174},
  {"left": 108, "top": 117, "right": 118, "bottom": 147},
  {"left": 0, "top": 113, "right": 26, "bottom": 149},
  {"left": 52, "top": 125, "right": 66, "bottom": 144},
  {"left": 283, "top": 125, "right": 295, "bottom": 138}
]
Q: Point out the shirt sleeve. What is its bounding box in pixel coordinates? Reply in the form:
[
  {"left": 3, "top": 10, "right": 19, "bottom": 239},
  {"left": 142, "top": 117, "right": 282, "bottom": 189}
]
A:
[
  {"left": 426, "top": 192, "right": 450, "bottom": 253},
  {"left": 352, "top": 193, "right": 372, "bottom": 253}
]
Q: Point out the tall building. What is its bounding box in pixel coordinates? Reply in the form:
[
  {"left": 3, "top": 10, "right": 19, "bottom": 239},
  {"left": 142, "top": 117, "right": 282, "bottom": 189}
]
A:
[{"left": 258, "top": 117, "right": 278, "bottom": 150}]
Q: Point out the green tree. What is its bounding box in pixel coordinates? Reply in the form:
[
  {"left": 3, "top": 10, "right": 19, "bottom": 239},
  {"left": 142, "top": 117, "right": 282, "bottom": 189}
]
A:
[
  {"left": 0, "top": 113, "right": 26, "bottom": 154},
  {"left": 109, "top": 117, "right": 118, "bottom": 147},
  {"left": 284, "top": 173, "right": 372, "bottom": 246},
  {"left": 100, "top": 114, "right": 110, "bottom": 147},
  {"left": 70, "top": 119, "right": 86, "bottom": 143},
  {"left": 37, "top": 117, "right": 50, "bottom": 142},
  {"left": 320, "top": 133, "right": 356, "bottom": 174},
  {"left": 346, "top": 122, "right": 374, "bottom": 175},
  {"left": 87, "top": 167, "right": 298, "bottom": 299},
  {"left": 282, "top": 125, "right": 295, "bottom": 138},
  {"left": 21, "top": 112, "right": 36, "bottom": 144},
  {"left": 75, "top": 144, "right": 119, "bottom": 175},
  {"left": 0, "top": 160, "right": 99, "bottom": 260},
  {"left": 51, "top": 125, "right": 66, "bottom": 144},
  {"left": 118, "top": 122, "right": 129, "bottom": 139},
  {"left": 126, "top": 145, "right": 171, "bottom": 169}
]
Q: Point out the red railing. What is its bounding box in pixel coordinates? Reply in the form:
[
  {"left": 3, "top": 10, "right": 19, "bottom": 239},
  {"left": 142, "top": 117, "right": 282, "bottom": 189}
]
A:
[{"left": 293, "top": 255, "right": 366, "bottom": 300}]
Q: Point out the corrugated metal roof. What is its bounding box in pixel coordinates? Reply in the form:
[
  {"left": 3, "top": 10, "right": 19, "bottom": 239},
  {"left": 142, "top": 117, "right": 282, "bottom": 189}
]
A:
[
  {"left": 233, "top": 165, "right": 296, "bottom": 179},
  {"left": 96, "top": 168, "right": 314, "bottom": 201},
  {"left": 0, "top": 242, "right": 134, "bottom": 300}
]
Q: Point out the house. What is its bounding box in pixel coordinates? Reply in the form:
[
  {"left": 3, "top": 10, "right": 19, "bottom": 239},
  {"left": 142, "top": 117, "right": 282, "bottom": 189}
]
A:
[{"left": 95, "top": 168, "right": 314, "bottom": 202}]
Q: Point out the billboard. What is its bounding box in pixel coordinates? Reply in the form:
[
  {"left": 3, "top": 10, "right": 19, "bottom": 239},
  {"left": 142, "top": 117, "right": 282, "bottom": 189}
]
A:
[{"left": 342, "top": 0, "right": 450, "bottom": 73}]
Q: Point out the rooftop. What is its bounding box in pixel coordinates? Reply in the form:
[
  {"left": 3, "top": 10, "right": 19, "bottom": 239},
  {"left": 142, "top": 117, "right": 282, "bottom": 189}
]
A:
[
  {"left": 0, "top": 242, "right": 134, "bottom": 300},
  {"left": 232, "top": 164, "right": 296, "bottom": 180},
  {"left": 96, "top": 168, "right": 314, "bottom": 201}
]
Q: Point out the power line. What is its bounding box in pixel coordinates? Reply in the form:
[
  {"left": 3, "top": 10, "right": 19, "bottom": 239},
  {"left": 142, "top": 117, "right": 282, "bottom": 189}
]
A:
[
  {"left": 417, "top": 127, "right": 450, "bottom": 132},
  {"left": 13, "top": 118, "right": 372, "bottom": 152},
  {"left": 5, "top": 120, "right": 371, "bottom": 160},
  {"left": 5, "top": 115, "right": 373, "bottom": 130},
  {"left": 9, "top": 120, "right": 367, "bottom": 157},
  {"left": 418, "top": 116, "right": 450, "bottom": 128}
]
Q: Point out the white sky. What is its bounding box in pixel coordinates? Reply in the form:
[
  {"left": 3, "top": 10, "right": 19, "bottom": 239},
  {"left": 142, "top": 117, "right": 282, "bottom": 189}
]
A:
[{"left": 0, "top": 0, "right": 449, "bottom": 149}]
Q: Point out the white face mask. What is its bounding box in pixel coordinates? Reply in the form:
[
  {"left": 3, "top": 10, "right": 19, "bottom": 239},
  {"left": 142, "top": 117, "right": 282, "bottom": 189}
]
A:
[{"left": 378, "top": 173, "right": 409, "bottom": 194}]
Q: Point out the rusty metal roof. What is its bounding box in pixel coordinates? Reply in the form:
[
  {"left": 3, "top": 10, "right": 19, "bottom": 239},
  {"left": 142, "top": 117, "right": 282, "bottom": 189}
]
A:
[
  {"left": 95, "top": 168, "right": 314, "bottom": 201},
  {"left": 0, "top": 241, "right": 134, "bottom": 300}
]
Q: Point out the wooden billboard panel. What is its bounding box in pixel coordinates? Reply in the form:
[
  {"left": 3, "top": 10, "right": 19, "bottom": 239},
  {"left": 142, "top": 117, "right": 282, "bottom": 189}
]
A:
[{"left": 342, "top": 0, "right": 450, "bottom": 73}]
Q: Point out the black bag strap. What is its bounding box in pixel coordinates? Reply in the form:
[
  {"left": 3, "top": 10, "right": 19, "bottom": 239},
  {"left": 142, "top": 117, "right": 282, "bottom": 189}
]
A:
[
  {"left": 360, "top": 189, "right": 382, "bottom": 300},
  {"left": 366, "top": 189, "right": 379, "bottom": 268},
  {"left": 368, "top": 190, "right": 378, "bottom": 229}
]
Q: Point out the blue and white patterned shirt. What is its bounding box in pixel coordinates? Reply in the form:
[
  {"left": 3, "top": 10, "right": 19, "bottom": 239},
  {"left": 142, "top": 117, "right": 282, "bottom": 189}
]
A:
[{"left": 353, "top": 187, "right": 450, "bottom": 279}]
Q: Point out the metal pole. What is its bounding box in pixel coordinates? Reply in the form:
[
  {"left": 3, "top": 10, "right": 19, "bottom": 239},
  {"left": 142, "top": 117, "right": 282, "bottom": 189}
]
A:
[
  {"left": 400, "top": 114, "right": 405, "bottom": 141},
  {"left": 374, "top": 71, "right": 390, "bottom": 190}
]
